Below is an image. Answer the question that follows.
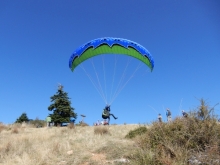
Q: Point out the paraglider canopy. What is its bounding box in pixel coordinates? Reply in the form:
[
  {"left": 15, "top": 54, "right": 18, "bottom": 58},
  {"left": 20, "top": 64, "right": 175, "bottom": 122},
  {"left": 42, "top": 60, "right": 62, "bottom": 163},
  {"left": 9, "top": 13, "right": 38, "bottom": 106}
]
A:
[
  {"left": 68, "top": 37, "right": 155, "bottom": 105},
  {"left": 69, "top": 37, "right": 154, "bottom": 72}
]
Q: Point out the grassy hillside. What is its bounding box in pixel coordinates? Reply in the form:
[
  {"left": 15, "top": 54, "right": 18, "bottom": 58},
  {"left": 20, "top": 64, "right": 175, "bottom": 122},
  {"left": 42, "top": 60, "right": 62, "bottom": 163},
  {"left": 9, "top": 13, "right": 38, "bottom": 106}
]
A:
[
  {"left": 1, "top": 98, "right": 219, "bottom": 165},
  {"left": 0, "top": 123, "right": 140, "bottom": 165},
  {"left": 1, "top": 118, "right": 220, "bottom": 165}
]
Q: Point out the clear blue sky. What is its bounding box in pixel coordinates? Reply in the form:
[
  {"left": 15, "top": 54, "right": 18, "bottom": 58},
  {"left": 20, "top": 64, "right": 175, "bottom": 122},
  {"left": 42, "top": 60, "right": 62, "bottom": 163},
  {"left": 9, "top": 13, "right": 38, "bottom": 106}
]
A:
[{"left": 1, "top": 0, "right": 220, "bottom": 125}]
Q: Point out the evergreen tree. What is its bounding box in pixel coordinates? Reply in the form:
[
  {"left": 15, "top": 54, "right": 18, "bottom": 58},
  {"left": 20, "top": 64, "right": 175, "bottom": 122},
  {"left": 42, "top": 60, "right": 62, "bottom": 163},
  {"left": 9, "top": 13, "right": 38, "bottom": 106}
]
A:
[
  {"left": 15, "top": 112, "right": 29, "bottom": 123},
  {"left": 48, "top": 85, "right": 77, "bottom": 126}
]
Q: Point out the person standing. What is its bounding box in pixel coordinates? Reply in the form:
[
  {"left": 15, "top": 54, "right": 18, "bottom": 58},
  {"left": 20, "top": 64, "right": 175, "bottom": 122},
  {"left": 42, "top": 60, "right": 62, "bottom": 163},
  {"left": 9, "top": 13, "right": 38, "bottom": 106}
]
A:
[
  {"left": 166, "top": 108, "right": 172, "bottom": 122},
  {"left": 96, "top": 120, "right": 100, "bottom": 126},
  {"left": 45, "top": 116, "right": 51, "bottom": 127},
  {"left": 182, "top": 110, "right": 188, "bottom": 118},
  {"left": 158, "top": 114, "right": 162, "bottom": 122}
]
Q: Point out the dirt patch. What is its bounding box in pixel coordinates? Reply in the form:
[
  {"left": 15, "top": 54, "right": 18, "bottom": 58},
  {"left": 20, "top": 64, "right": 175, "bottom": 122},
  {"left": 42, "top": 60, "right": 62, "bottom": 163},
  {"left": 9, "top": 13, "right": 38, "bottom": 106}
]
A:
[
  {"left": 91, "top": 153, "right": 106, "bottom": 162},
  {"left": 79, "top": 153, "right": 107, "bottom": 165}
]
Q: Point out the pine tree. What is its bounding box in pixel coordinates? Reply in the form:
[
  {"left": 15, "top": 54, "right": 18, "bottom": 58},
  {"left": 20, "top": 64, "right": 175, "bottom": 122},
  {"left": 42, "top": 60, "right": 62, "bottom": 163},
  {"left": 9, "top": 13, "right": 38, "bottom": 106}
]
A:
[
  {"left": 48, "top": 85, "right": 77, "bottom": 126},
  {"left": 15, "top": 112, "right": 29, "bottom": 123}
]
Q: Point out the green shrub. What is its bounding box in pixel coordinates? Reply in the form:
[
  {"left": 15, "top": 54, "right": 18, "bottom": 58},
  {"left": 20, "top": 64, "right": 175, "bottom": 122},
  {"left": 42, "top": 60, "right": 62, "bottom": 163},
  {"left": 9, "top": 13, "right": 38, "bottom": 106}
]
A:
[
  {"left": 127, "top": 118, "right": 220, "bottom": 164},
  {"left": 125, "top": 126, "right": 147, "bottom": 139},
  {"left": 29, "top": 118, "right": 46, "bottom": 127},
  {"left": 125, "top": 99, "right": 220, "bottom": 164}
]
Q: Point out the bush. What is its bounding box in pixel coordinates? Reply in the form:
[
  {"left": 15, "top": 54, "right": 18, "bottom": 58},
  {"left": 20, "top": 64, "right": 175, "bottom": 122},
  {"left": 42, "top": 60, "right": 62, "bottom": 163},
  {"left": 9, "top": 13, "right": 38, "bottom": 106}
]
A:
[
  {"left": 126, "top": 117, "right": 220, "bottom": 164},
  {"left": 125, "top": 126, "right": 147, "bottom": 139},
  {"left": 94, "top": 126, "right": 110, "bottom": 135},
  {"left": 67, "top": 123, "right": 75, "bottom": 129},
  {"left": 29, "top": 118, "right": 46, "bottom": 127},
  {"left": 0, "top": 123, "right": 7, "bottom": 133},
  {"left": 75, "top": 122, "right": 89, "bottom": 127},
  {"left": 125, "top": 99, "right": 220, "bottom": 164},
  {"left": 11, "top": 127, "right": 19, "bottom": 134}
]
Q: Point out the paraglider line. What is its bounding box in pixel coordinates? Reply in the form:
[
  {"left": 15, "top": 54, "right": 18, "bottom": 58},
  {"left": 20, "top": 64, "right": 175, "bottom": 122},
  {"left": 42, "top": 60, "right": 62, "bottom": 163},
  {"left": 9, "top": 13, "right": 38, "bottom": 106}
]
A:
[
  {"left": 91, "top": 58, "right": 107, "bottom": 103},
  {"left": 80, "top": 63, "right": 107, "bottom": 104},
  {"left": 110, "top": 61, "right": 143, "bottom": 104},
  {"left": 109, "top": 56, "right": 131, "bottom": 104},
  {"left": 109, "top": 55, "right": 118, "bottom": 104},
  {"left": 102, "top": 55, "right": 108, "bottom": 103}
]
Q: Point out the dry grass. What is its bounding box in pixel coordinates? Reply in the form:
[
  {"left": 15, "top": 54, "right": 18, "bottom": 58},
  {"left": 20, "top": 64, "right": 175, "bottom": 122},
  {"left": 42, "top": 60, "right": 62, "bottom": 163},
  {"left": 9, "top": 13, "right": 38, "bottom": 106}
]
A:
[
  {"left": 0, "top": 123, "right": 139, "bottom": 165},
  {"left": 67, "top": 123, "right": 75, "bottom": 129},
  {"left": 126, "top": 118, "right": 220, "bottom": 165},
  {"left": 11, "top": 127, "right": 19, "bottom": 134},
  {"left": 94, "top": 126, "right": 110, "bottom": 135},
  {"left": 0, "top": 124, "right": 7, "bottom": 133}
]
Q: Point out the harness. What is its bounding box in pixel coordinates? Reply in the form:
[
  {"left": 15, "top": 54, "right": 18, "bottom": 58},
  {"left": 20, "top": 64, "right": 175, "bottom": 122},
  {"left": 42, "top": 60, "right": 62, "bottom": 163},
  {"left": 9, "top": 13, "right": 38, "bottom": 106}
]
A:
[{"left": 102, "top": 109, "right": 109, "bottom": 117}]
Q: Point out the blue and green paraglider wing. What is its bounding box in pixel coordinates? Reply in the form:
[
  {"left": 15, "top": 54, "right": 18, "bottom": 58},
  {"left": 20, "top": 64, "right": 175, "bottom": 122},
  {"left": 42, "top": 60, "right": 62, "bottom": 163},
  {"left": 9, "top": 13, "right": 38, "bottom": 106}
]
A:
[{"left": 69, "top": 37, "right": 154, "bottom": 71}]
